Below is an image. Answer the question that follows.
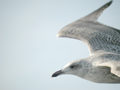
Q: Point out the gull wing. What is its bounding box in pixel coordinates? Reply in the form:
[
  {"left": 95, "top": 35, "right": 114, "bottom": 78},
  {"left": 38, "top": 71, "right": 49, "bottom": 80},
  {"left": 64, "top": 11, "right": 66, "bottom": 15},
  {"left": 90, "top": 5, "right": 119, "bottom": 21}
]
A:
[
  {"left": 57, "top": 1, "right": 120, "bottom": 54},
  {"left": 93, "top": 53, "right": 120, "bottom": 77},
  {"left": 81, "top": 0, "right": 112, "bottom": 21}
]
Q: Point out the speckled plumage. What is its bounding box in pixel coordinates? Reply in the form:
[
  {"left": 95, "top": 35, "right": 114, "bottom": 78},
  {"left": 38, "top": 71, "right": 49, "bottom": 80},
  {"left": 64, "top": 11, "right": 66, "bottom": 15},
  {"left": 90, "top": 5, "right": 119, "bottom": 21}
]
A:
[{"left": 53, "top": 0, "right": 120, "bottom": 83}]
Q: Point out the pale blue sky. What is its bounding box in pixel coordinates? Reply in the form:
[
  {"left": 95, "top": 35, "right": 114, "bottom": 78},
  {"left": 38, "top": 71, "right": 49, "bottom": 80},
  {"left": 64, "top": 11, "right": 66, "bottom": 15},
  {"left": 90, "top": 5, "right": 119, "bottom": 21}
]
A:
[{"left": 1, "top": 0, "right": 120, "bottom": 90}]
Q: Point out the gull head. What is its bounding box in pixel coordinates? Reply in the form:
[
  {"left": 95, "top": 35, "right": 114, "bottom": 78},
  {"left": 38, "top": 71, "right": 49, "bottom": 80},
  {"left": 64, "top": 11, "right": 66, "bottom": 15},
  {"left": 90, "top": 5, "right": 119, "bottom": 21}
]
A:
[{"left": 52, "top": 59, "right": 90, "bottom": 78}]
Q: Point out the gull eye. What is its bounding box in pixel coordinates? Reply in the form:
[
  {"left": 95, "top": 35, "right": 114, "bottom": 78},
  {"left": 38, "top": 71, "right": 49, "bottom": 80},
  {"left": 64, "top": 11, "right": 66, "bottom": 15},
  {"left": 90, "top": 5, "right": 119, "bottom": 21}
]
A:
[{"left": 70, "top": 65, "right": 75, "bottom": 69}]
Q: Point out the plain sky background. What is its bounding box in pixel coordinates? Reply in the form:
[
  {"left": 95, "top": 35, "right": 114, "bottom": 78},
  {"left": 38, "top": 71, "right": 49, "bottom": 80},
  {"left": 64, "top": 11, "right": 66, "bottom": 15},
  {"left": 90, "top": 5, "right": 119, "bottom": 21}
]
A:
[{"left": 1, "top": 0, "right": 120, "bottom": 90}]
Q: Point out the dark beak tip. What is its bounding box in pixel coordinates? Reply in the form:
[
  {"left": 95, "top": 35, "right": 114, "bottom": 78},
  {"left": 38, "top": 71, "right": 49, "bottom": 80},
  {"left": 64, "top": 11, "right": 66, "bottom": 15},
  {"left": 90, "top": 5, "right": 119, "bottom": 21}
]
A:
[
  {"left": 51, "top": 73, "right": 57, "bottom": 77},
  {"left": 51, "top": 70, "right": 63, "bottom": 78}
]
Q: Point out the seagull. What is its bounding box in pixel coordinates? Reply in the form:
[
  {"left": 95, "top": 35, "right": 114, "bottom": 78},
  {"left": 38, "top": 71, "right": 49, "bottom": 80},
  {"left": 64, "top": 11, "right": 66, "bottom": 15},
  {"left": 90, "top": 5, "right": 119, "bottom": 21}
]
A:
[{"left": 52, "top": 0, "right": 120, "bottom": 83}]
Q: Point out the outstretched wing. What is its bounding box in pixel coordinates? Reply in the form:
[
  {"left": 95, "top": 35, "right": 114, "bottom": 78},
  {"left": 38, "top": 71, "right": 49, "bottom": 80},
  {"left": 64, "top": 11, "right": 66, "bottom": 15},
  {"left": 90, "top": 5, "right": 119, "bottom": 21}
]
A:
[
  {"left": 93, "top": 53, "right": 120, "bottom": 77},
  {"left": 57, "top": 0, "right": 120, "bottom": 54}
]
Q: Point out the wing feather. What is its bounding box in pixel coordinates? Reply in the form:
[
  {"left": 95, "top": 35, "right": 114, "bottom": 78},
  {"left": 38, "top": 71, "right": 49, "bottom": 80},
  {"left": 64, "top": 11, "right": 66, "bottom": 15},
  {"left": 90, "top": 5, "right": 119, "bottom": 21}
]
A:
[
  {"left": 93, "top": 53, "right": 120, "bottom": 77},
  {"left": 58, "top": 21, "right": 120, "bottom": 54},
  {"left": 57, "top": 0, "right": 120, "bottom": 54}
]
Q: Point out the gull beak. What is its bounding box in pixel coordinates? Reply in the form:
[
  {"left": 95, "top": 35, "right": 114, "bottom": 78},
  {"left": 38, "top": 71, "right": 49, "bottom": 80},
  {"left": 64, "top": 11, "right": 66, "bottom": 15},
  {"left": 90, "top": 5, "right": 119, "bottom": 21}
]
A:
[{"left": 52, "top": 70, "right": 63, "bottom": 77}]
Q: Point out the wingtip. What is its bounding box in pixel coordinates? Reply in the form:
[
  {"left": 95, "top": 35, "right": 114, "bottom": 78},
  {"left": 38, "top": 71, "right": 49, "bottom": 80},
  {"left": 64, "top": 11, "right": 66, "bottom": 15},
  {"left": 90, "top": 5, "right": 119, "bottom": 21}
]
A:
[
  {"left": 107, "top": 0, "right": 113, "bottom": 6},
  {"left": 104, "top": 0, "right": 113, "bottom": 8},
  {"left": 80, "top": 0, "right": 113, "bottom": 22}
]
